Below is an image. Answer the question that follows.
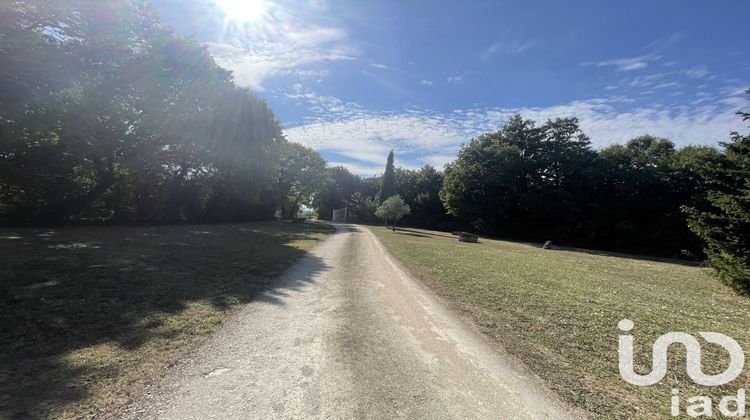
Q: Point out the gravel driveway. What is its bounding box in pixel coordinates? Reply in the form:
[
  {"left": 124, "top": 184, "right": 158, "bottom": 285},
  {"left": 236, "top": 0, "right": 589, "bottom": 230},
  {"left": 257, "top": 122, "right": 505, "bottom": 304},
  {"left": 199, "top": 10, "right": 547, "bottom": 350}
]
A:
[{"left": 122, "top": 224, "right": 581, "bottom": 419}]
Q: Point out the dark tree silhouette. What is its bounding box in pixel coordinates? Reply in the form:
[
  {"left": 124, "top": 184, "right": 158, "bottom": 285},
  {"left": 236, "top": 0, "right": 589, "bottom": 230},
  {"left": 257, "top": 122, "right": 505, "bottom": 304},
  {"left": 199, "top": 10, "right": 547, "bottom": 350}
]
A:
[
  {"left": 0, "top": 0, "right": 328, "bottom": 226},
  {"left": 380, "top": 150, "right": 396, "bottom": 202},
  {"left": 684, "top": 91, "right": 750, "bottom": 293}
]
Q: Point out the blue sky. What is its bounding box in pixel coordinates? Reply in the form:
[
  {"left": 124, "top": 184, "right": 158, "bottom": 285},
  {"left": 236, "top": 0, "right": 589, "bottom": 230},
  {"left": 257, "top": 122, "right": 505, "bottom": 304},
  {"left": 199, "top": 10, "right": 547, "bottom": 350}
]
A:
[{"left": 153, "top": 0, "right": 750, "bottom": 175}]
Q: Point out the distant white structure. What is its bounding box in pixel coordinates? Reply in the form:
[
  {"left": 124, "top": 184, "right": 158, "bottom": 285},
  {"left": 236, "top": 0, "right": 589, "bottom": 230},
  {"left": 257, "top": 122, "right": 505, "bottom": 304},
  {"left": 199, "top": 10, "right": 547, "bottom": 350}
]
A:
[
  {"left": 332, "top": 207, "right": 347, "bottom": 223},
  {"left": 298, "top": 205, "right": 315, "bottom": 218}
]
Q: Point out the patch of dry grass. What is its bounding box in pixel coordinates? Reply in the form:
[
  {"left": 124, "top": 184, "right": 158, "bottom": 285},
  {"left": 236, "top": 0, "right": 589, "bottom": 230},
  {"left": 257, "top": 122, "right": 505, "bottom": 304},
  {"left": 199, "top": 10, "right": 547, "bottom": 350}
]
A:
[
  {"left": 0, "top": 221, "right": 333, "bottom": 419},
  {"left": 370, "top": 226, "right": 750, "bottom": 419}
]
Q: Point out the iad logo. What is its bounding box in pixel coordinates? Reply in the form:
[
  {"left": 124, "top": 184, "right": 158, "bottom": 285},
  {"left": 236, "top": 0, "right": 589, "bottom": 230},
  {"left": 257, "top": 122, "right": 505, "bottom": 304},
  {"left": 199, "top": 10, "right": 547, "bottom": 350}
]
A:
[
  {"left": 617, "top": 319, "right": 747, "bottom": 417},
  {"left": 618, "top": 319, "right": 744, "bottom": 386}
]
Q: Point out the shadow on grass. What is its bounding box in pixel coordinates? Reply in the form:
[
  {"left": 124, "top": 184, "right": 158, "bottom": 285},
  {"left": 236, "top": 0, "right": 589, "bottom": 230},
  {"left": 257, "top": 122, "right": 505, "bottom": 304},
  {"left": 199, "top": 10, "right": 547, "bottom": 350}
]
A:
[
  {"left": 545, "top": 244, "right": 703, "bottom": 267},
  {"left": 0, "top": 221, "right": 333, "bottom": 418},
  {"left": 402, "top": 225, "right": 703, "bottom": 268},
  {"left": 392, "top": 227, "right": 454, "bottom": 239},
  {"left": 384, "top": 225, "right": 700, "bottom": 267},
  {"left": 394, "top": 232, "right": 431, "bottom": 238}
]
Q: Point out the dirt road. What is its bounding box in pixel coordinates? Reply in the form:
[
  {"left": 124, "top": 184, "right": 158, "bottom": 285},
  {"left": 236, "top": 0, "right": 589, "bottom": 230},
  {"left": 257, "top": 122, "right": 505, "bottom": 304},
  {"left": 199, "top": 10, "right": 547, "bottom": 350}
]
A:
[{"left": 124, "top": 224, "right": 580, "bottom": 419}]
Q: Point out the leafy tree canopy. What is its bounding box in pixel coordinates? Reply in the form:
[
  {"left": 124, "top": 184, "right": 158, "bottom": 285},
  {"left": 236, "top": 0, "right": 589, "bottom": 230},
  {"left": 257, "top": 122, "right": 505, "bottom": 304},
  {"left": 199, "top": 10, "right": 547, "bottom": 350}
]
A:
[{"left": 375, "top": 195, "right": 410, "bottom": 231}]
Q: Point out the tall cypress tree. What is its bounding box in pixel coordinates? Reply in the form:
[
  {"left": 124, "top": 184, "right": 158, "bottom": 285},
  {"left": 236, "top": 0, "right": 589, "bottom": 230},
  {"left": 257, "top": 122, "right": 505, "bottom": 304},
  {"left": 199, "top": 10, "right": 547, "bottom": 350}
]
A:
[{"left": 380, "top": 150, "right": 396, "bottom": 202}]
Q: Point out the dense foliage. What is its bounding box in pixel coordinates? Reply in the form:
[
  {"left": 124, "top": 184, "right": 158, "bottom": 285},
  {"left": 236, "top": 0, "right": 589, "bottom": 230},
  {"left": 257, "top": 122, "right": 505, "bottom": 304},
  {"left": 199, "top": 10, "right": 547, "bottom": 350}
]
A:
[
  {"left": 375, "top": 195, "right": 410, "bottom": 231},
  {"left": 0, "top": 0, "right": 323, "bottom": 224},
  {"left": 275, "top": 141, "right": 327, "bottom": 219},
  {"left": 2, "top": 1, "right": 747, "bottom": 291},
  {"left": 440, "top": 115, "right": 733, "bottom": 257},
  {"left": 314, "top": 166, "right": 379, "bottom": 223},
  {"left": 314, "top": 111, "right": 746, "bottom": 263},
  {"left": 684, "top": 95, "right": 750, "bottom": 292},
  {"left": 394, "top": 166, "right": 457, "bottom": 230}
]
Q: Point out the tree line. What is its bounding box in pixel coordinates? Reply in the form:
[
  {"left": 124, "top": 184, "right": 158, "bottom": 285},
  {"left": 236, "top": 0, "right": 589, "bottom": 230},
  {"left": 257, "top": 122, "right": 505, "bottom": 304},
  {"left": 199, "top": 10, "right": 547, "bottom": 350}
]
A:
[
  {"left": 0, "top": 0, "right": 325, "bottom": 225},
  {"left": 1, "top": 1, "right": 747, "bottom": 292},
  {"left": 316, "top": 109, "right": 749, "bottom": 293}
]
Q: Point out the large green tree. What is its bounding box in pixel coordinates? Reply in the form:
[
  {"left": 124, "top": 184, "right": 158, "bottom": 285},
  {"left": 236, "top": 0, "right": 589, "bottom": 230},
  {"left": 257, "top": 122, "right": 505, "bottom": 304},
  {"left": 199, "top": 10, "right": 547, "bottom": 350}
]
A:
[
  {"left": 439, "top": 115, "right": 715, "bottom": 257},
  {"left": 440, "top": 115, "right": 597, "bottom": 239},
  {"left": 275, "top": 141, "right": 327, "bottom": 219},
  {"left": 0, "top": 0, "right": 163, "bottom": 223},
  {"left": 314, "top": 166, "right": 380, "bottom": 223},
  {"left": 396, "top": 166, "right": 453, "bottom": 229},
  {"left": 315, "top": 166, "right": 362, "bottom": 220},
  {"left": 684, "top": 95, "right": 750, "bottom": 293},
  {"left": 375, "top": 195, "right": 411, "bottom": 231},
  {"left": 441, "top": 133, "right": 527, "bottom": 234},
  {"left": 0, "top": 0, "right": 290, "bottom": 225}
]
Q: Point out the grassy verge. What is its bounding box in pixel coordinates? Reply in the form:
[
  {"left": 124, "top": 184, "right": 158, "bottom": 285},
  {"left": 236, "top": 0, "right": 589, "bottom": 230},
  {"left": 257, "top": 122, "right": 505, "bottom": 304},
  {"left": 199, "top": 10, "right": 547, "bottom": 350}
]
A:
[
  {"left": 0, "top": 221, "right": 333, "bottom": 419},
  {"left": 370, "top": 226, "right": 750, "bottom": 419}
]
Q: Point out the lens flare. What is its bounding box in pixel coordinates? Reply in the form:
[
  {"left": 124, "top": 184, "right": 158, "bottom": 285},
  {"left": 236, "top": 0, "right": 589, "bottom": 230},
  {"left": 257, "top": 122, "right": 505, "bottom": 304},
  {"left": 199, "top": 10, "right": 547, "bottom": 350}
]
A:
[{"left": 215, "top": 0, "right": 267, "bottom": 22}]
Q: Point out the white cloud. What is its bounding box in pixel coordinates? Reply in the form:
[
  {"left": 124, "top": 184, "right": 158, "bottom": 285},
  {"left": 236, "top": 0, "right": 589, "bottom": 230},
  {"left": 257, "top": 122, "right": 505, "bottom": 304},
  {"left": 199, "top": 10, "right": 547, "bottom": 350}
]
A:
[
  {"left": 422, "top": 154, "right": 457, "bottom": 169},
  {"left": 653, "top": 82, "right": 680, "bottom": 89},
  {"left": 285, "top": 113, "right": 465, "bottom": 162},
  {"left": 684, "top": 65, "right": 710, "bottom": 79},
  {"left": 585, "top": 53, "right": 661, "bottom": 72},
  {"left": 292, "top": 69, "right": 330, "bottom": 78},
  {"left": 284, "top": 85, "right": 364, "bottom": 119},
  {"left": 205, "top": 25, "right": 357, "bottom": 91},
  {"left": 447, "top": 75, "right": 464, "bottom": 85},
  {"left": 628, "top": 72, "right": 672, "bottom": 88},
  {"left": 480, "top": 39, "right": 535, "bottom": 62},
  {"left": 420, "top": 79, "right": 433, "bottom": 86},
  {"left": 586, "top": 34, "right": 682, "bottom": 75},
  {"left": 284, "top": 89, "right": 750, "bottom": 175},
  {"left": 327, "top": 161, "right": 386, "bottom": 177},
  {"left": 642, "top": 32, "right": 684, "bottom": 51}
]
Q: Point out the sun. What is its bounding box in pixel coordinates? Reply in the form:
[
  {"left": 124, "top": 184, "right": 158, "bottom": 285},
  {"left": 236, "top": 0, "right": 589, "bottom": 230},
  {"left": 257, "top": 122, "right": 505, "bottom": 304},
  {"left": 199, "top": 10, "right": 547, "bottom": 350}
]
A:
[{"left": 215, "top": 0, "right": 267, "bottom": 23}]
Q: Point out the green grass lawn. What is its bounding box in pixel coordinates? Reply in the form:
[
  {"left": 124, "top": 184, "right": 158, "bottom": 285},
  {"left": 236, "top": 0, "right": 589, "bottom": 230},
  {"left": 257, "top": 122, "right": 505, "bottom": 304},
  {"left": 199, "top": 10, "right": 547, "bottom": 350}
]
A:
[
  {"left": 0, "top": 221, "right": 333, "bottom": 419},
  {"left": 370, "top": 226, "right": 750, "bottom": 419}
]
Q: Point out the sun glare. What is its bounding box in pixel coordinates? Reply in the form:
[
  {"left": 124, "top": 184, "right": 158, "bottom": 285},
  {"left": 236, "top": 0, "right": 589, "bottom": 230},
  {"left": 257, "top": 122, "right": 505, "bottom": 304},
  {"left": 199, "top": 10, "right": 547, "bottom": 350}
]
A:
[{"left": 215, "top": 0, "right": 267, "bottom": 23}]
